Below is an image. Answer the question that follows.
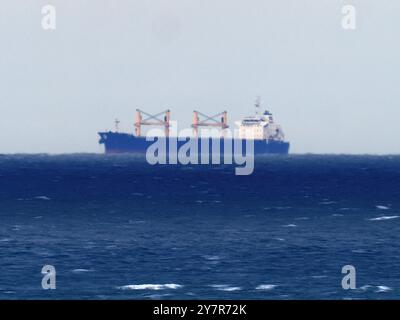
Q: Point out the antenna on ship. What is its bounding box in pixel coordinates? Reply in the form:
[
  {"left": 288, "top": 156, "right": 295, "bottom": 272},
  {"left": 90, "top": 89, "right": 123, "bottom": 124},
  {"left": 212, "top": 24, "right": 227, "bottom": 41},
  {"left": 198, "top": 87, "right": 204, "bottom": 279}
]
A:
[
  {"left": 114, "top": 118, "right": 120, "bottom": 132},
  {"left": 255, "top": 96, "right": 261, "bottom": 116}
]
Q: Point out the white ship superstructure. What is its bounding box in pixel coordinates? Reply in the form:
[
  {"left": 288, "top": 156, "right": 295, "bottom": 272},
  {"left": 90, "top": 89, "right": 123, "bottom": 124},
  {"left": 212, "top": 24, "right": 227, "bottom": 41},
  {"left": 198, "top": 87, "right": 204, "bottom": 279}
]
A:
[{"left": 236, "top": 100, "right": 285, "bottom": 141}]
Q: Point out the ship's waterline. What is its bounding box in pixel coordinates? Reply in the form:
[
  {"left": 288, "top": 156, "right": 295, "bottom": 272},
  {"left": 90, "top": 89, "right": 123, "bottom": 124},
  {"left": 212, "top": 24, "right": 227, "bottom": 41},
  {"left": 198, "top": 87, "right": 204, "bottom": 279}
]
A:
[{"left": 98, "top": 132, "right": 290, "bottom": 156}]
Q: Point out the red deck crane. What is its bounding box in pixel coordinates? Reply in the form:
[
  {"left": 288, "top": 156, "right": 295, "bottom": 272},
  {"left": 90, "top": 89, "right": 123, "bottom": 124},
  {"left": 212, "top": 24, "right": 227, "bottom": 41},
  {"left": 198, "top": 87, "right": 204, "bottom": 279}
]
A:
[
  {"left": 191, "top": 110, "right": 229, "bottom": 137},
  {"left": 134, "top": 109, "right": 170, "bottom": 137}
]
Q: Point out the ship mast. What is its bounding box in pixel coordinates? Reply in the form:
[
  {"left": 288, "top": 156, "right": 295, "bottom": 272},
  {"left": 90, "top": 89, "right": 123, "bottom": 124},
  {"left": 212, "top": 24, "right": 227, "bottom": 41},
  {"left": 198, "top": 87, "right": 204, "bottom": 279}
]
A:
[
  {"left": 114, "top": 118, "right": 120, "bottom": 132},
  {"left": 255, "top": 96, "right": 261, "bottom": 116}
]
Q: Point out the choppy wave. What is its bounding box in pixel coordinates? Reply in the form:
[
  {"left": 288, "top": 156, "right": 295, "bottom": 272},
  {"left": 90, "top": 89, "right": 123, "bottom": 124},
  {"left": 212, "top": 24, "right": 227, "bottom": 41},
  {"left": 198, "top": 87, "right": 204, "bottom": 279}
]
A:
[
  {"left": 118, "top": 284, "right": 183, "bottom": 290},
  {"left": 144, "top": 293, "right": 173, "bottom": 299},
  {"left": 369, "top": 216, "right": 399, "bottom": 221},
  {"left": 311, "top": 275, "right": 328, "bottom": 279},
  {"left": 375, "top": 286, "right": 392, "bottom": 293},
  {"left": 255, "top": 284, "right": 277, "bottom": 290},
  {"left": 210, "top": 285, "right": 242, "bottom": 292},
  {"left": 2, "top": 154, "right": 400, "bottom": 299},
  {"left": 34, "top": 196, "right": 51, "bottom": 200},
  {"left": 72, "top": 269, "right": 94, "bottom": 273},
  {"left": 203, "top": 255, "right": 221, "bottom": 261},
  {"left": 360, "top": 285, "right": 392, "bottom": 293},
  {"left": 319, "top": 201, "right": 336, "bottom": 205},
  {"left": 376, "top": 205, "right": 390, "bottom": 210}
]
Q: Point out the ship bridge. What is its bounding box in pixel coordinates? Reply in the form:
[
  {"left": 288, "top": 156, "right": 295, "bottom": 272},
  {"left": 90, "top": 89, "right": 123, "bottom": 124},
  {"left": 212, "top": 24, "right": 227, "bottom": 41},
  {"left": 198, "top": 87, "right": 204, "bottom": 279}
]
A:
[{"left": 237, "top": 100, "right": 285, "bottom": 141}]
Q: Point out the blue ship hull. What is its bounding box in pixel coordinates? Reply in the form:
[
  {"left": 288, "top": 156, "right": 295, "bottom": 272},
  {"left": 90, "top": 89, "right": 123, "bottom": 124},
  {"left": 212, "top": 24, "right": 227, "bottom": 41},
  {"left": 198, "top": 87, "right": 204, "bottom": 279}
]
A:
[{"left": 98, "top": 132, "right": 289, "bottom": 155}]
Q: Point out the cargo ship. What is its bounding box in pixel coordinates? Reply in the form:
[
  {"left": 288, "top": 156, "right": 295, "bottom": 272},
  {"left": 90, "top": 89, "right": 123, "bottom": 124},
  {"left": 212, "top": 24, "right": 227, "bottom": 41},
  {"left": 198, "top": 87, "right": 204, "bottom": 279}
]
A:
[{"left": 98, "top": 100, "right": 290, "bottom": 155}]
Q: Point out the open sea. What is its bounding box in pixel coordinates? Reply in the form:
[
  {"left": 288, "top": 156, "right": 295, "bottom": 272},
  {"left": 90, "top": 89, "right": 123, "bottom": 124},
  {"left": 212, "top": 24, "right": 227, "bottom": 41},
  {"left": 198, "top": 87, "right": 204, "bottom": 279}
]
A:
[{"left": 0, "top": 154, "right": 399, "bottom": 299}]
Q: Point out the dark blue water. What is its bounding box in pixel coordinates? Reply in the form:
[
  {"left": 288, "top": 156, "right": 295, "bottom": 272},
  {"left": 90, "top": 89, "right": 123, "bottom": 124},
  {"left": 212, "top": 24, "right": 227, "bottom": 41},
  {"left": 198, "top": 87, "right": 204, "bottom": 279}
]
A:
[{"left": 1, "top": 154, "right": 400, "bottom": 299}]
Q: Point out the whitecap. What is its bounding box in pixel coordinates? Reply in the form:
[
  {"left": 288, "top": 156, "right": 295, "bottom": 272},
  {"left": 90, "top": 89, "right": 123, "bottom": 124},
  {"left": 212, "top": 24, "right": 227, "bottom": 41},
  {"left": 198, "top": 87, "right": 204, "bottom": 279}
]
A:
[
  {"left": 203, "top": 255, "right": 220, "bottom": 261},
  {"left": 72, "top": 269, "right": 94, "bottom": 273},
  {"left": 369, "top": 216, "right": 399, "bottom": 221},
  {"left": 351, "top": 249, "right": 366, "bottom": 253},
  {"left": 144, "top": 293, "right": 172, "bottom": 299},
  {"left": 33, "top": 196, "right": 50, "bottom": 200},
  {"left": 376, "top": 205, "right": 389, "bottom": 210},
  {"left": 282, "top": 224, "right": 297, "bottom": 227},
  {"left": 220, "top": 287, "right": 241, "bottom": 292},
  {"left": 319, "top": 201, "right": 336, "bottom": 205},
  {"left": 255, "top": 284, "right": 277, "bottom": 290},
  {"left": 375, "top": 286, "right": 392, "bottom": 293},
  {"left": 118, "top": 283, "right": 182, "bottom": 290},
  {"left": 210, "top": 285, "right": 241, "bottom": 292},
  {"left": 131, "top": 193, "right": 144, "bottom": 196},
  {"left": 339, "top": 207, "right": 360, "bottom": 211},
  {"left": 34, "top": 196, "right": 51, "bottom": 200},
  {"left": 358, "top": 285, "right": 391, "bottom": 293}
]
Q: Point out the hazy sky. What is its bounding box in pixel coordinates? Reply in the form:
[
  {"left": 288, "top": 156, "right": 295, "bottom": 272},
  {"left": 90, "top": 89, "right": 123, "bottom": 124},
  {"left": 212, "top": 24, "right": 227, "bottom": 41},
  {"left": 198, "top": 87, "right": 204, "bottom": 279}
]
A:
[{"left": 0, "top": 0, "right": 399, "bottom": 154}]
